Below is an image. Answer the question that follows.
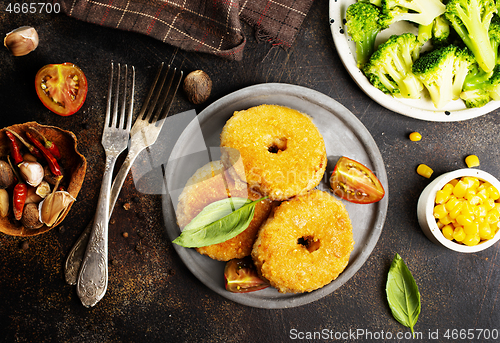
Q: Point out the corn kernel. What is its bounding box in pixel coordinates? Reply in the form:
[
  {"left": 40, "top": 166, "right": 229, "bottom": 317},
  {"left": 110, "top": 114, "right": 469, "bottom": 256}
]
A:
[
  {"left": 417, "top": 164, "right": 433, "bottom": 178},
  {"left": 453, "top": 180, "right": 468, "bottom": 198},
  {"left": 479, "top": 222, "right": 493, "bottom": 240},
  {"left": 439, "top": 215, "right": 452, "bottom": 225},
  {"left": 445, "top": 197, "right": 460, "bottom": 212},
  {"left": 409, "top": 132, "right": 422, "bottom": 141},
  {"left": 464, "top": 223, "right": 479, "bottom": 235},
  {"left": 465, "top": 154, "right": 480, "bottom": 168},
  {"left": 487, "top": 209, "right": 500, "bottom": 224},
  {"left": 436, "top": 189, "right": 451, "bottom": 204},
  {"left": 433, "top": 204, "right": 448, "bottom": 218},
  {"left": 462, "top": 234, "right": 480, "bottom": 246},
  {"left": 456, "top": 214, "right": 474, "bottom": 226},
  {"left": 442, "top": 225, "right": 454, "bottom": 240},
  {"left": 453, "top": 226, "right": 466, "bottom": 242},
  {"left": 488, "top": 185, "right": 500, "bottom": 200}
]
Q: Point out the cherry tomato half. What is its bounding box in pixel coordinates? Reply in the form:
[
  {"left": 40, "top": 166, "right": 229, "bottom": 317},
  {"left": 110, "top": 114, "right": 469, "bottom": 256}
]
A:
[
  {"left": 224, "top": 257, "right": 269, "bottom": 293},
  {"left": 35, "top": 63, "right": 88, "bottom": 116},
  {"left": 330, "top": 156, "right": 385, "bottom": 204}
]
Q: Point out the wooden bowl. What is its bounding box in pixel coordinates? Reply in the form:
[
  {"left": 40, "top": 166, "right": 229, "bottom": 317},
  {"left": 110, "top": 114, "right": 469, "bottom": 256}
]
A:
[{"left": 0, "top": 122, "right": 87, "bottom": 236}]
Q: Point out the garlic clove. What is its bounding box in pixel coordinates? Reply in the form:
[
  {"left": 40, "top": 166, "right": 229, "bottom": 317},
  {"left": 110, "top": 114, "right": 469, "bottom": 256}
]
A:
[
  {"left": 35, "top": 181, "right": 51, "bottom": 198},
  {"left": 39, "top": 191, "right": 76, "bottom": 227},
  {"left": 19, "top": 161, "right": 44, "bottom": 187},
  {"left": 4, "top": 26, "right": 39, "bottom": 56},
  {"left": 0, "top": 189, "right": 9, "bottom": 217}
]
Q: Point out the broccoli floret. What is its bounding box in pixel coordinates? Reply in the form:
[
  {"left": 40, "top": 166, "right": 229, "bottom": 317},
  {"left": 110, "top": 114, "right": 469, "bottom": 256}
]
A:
[
  {"left": 445, "top": 0, "right": 498, "bottom": 73},
  {"left": 489, "top": 14, "right": 500, "bottom": 62},
  {"left": 418, "top": 15, "right": 450, "bottom": 44},
  {"left": 460, "top": 64, "right": 500, "bottom": 107},
  {"left": 381, "top": 0, "right": 446, "bottom": 27},
  {"left": 346, "top": 2, "right": 385, "bottom": 67},
  {"left": 412, "top": 44, "right": 474, "bottom": 108},
  {"left": 432, "top": 15, "right": 451, "bottom": 45},
  {"left": 363, "top": 33, "right": 424, "bottom": 98}
]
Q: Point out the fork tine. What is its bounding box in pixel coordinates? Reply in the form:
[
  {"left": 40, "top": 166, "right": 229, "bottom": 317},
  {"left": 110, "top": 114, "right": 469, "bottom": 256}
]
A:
[
  {"left": 112, "top": 63, "right": 122, "bottom": 128},
  {"left": 151, "top": 67, "right": 183, "bottom": 123},
  {"left": 143, "top": 65, "right": 170, "bottom": 123},
  {"left": 138, "top": 62, "right": 165, "bottom": 121},
  {"left": 105, "top": 63, "right": 114, "bottom": 128},
  {"left": 126, "top": 66, "right": 135, "bottom": 131},
  {"left": 118, "top": 64, "right": 127, "bottom": 130}
]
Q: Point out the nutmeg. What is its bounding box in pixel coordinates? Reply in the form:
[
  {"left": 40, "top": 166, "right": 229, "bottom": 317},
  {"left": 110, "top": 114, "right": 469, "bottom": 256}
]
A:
[
  {"left": 0, "top": 160, "right": 15, "bottom": 189},
  {"left": 183, "top": 70, "right": 212, "bottom": 104},
  {"left": 4, "top": 26, "right": 39, "bottom": 56},
  {"left": 21, "top": 203, "right": 43, "bottom": 230}
]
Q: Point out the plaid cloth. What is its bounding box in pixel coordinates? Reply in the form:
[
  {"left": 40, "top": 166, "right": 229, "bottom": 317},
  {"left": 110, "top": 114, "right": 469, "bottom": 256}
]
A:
[{"left": 59, "top": 0, "right": 314, "bottom": 61}]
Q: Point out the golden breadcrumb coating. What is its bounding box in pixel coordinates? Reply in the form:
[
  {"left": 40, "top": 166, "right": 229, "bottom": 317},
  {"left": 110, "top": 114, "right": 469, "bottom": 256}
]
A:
[
  {"left": 176, "top": 160, "right": 273, "bottom": 261},
  {"left": 252, "top": 190, "right": 354, "bottom": 293},
  {"left": 220, "top": 104, "right": 326, "bottom": 201}
]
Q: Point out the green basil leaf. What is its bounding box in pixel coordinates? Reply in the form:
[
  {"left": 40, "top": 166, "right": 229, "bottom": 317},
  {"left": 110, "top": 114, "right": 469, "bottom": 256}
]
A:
[
  {"left": 386, "top": 253, "right": 421, "bottom": 335},
  {"left": 173, "top": 196, "right": 267, "bottom": 248}
]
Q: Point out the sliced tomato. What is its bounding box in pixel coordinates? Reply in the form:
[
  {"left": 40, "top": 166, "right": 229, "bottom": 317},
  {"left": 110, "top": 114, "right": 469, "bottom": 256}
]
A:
[
  {"left": 330, "top": 156, "right": 385, "bottom": 204},
  {"left": 224, "top": 257, "right": 269, "bottom": 293},
  {"left": 35, "top": 63, "right": 88, "bottom": 116}
]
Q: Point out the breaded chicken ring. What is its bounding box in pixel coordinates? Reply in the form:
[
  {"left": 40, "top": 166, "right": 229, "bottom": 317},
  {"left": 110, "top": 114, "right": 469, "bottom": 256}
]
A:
[
  {"left": 176, "top": 160, "right": 273, "bottom": 261},
  {"left": 220, "top": 104, "right": 327, "bottom": 201},
  {"left": 252, "top": 189, "right": 354, "bottom": 293}
]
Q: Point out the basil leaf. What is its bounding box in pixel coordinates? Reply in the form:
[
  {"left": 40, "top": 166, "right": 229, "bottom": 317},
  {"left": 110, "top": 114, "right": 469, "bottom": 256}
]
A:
[
  {"left": 173, "top": 196, "right": 267, "bottom": 248},
  {"left": 386, "top": 253, "right": 421, "bottom": 335}
]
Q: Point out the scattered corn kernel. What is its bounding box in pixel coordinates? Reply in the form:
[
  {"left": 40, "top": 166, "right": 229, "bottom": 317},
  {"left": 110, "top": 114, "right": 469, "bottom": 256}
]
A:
[
  {"left": 465, "top": 155, "right": 480, "bottom": 168},
  {"left": 417, "top": 164, "right": 433, "bottom": 178},
  {"left": 409, "top": 132, "right": 422, "bottom": 141},
  {"left": 433, "top": 176, "right": 500, "bottom": 246}
]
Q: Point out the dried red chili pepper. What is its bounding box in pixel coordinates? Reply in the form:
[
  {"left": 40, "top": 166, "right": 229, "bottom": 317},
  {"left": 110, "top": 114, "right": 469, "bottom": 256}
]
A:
[
  {"left": 28, "top": 127, "right": 61, "bottom": 159},
  {"left": 25, "top": 131, "right": 62, "bottom": 178},
  {"left": 13, "top": 182, "right": 27, "bottom": 221},
  {"left": 7, "top": 156, "right": 27, "bottom": 221},
  {"left": 5, "top": 129, "right": 43, "bottom": 160},
  {"left": 5, "top": 131, "right": 24, "bottom": 165}
]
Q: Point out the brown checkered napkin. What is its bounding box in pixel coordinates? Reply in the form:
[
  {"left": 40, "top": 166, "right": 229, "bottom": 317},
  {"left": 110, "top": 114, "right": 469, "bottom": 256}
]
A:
[{"left": 59, "top": 0, "right": 314, "bottom": 61}]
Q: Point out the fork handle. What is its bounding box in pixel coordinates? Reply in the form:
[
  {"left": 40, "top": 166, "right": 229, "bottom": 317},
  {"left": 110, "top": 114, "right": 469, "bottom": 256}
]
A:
[
  {"left": 76, "top": 154, "right": 116, "bottom": 307},
  {"left": 64, "top": 150, "right": 140, "bottom": 285}
]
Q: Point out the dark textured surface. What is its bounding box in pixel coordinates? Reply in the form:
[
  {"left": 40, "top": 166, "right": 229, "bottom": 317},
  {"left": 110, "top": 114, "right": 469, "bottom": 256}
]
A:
[{"left": 1, "top": 0, "right": 500, "bottom": 342}]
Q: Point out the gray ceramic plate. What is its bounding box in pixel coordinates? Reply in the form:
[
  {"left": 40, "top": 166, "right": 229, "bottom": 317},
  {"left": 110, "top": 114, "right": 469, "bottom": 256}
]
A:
[{"left": 161, "top": 83, "right": 388, "bottom": 309}]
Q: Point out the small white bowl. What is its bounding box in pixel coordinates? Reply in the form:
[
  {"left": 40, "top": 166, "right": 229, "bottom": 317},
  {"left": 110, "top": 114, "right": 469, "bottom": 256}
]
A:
[{"left": 417, "top": 168, "right": 500, "bottom": 253}]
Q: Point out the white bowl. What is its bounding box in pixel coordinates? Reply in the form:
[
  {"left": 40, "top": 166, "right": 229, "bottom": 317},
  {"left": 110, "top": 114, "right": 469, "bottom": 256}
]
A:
[{"left": 417, "top": 169, "right": 500, "bottom": 253}]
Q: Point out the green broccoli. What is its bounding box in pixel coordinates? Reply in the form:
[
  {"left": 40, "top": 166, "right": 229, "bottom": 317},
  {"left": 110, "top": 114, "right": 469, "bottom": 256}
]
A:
[
  {"left": 489, "top": 14, "right": 500, "bottom": 62},
  {"left": 412, "top": 44, "right": 474, "bottom": 108},
  {"left": 346, "top": 2, "right": 385, "bottom": 67},
  {"left": 363, "top": 33, "right": 424, "bottom": 99},
  {"left": 445, "top": 0, "right": 498, "bottom": 73},
  {"left": 381, "top": 0, "right": 446, "bottom": 27},
  {"left": 460, "top": 63, "right": 500, "bottom": 107},
  {"left": 418, "top": 15, "right": 450, "bottom": 44}
]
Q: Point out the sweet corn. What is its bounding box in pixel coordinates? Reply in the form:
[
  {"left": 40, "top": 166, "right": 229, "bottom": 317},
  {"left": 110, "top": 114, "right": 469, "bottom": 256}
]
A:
[
  {"left": 417, "top": 164, "right": 433, "bottom": 178},
  {"left": 433, "top": 176, "right": 500, "bottom": 246},
  {"left": 465, "top": 155, "right": 480, "bottom": 168},
  {"left": 409, "top": 132, "right": 422, "bottom": 141}
]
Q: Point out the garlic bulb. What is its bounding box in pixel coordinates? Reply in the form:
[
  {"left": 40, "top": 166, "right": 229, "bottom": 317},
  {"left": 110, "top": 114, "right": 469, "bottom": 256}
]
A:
[
  {"left": 4, "top": 26, "right": 39, "bottom": 56},
  {"left": 19, "top": 161, "right": 44, "bottom": 187}
]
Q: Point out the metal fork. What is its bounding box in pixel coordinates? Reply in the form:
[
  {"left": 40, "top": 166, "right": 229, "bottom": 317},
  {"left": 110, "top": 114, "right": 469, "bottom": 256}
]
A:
[
  {"left": 65, "top": 63, "right": 183, "bottom": 286},
  {"left": 76, "top": 63, "right": 134, "bottom": 308}
]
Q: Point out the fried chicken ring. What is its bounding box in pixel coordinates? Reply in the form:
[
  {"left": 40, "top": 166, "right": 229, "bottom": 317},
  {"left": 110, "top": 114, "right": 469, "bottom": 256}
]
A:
[
  {"left": 176, "top": 160, "right": 273, "bottom": 261},
  {"left": 252, "top": 189, "right": 354, "bottom": 293},
  {"left": 220, "top": 104, "right": 327, "bottom": 201}
]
